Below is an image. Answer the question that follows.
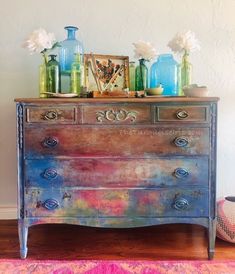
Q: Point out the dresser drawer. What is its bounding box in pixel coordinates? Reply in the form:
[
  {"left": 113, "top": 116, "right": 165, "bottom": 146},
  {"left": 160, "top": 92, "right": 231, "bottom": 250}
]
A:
[
  {"left": 25, "top": 157, "right": 209, "bottom": 188},
  {"left": 24, "top": 127, "right": 210, "bottom": 158},
  {"left": 25, "top": 106, "right": 80, "bottom": 124},
  {"left": 25, "top": 188, "right": 209, "bottom": 218},
  {"left": 155, "top": 105, "right": 209, "bottom": 123},
  {"left": 82, "top": 104, "right": 151, "bottom": 124}
]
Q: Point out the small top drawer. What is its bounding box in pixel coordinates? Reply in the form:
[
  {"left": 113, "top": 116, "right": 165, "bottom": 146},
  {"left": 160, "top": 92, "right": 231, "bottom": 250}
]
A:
[
  {"left": 26, "top": 106, "right": 79, "bottom": 124},
  {"left": 155, "top": 105, "right": 209, "bottom": 123},
  {"left": 83, "top": 104, "right": 151, "bottom": 124}
]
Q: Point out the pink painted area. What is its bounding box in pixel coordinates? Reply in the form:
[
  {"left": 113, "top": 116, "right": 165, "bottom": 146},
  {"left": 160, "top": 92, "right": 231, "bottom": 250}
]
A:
[{"left": 0, "top": 260, "right": 235, "bottom": 274}]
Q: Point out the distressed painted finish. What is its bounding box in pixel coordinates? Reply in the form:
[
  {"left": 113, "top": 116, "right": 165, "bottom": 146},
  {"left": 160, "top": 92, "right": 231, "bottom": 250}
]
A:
[
  {"left": 24, "top": 127, "right": 210, "bottom": 158},
  {"left": 25, "top": 157, "right": 209, "bottom": 188},
  {"left": 25, "top": 188, "right": 209, "bottom": 218},
  {"left": 15, "top": 97, "right": 219, "bottom": 259}
]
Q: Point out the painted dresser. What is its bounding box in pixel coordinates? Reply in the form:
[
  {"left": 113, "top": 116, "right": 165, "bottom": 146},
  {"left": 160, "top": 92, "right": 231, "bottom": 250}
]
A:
[{"left": 15, "top": 97, "right": 219, "bottom": 259}]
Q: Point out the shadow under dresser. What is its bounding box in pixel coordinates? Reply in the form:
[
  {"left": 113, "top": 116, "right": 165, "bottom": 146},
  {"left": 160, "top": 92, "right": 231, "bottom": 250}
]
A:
[{"left": 15, "top": 97, "right": 219, "bottom": 259}]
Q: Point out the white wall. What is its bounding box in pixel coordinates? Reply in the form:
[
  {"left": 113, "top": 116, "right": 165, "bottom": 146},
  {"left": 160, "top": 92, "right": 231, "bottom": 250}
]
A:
[{"left": 0, "top": 0, "right": 235, "bottom": 218}]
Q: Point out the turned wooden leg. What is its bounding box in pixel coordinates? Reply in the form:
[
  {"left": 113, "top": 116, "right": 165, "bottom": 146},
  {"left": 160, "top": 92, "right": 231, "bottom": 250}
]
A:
[
  {"left": 208, "top": 218, "right": 216, "bottom": 260},
  {"left": 18, "top": 220, "right": 28, "bottom": 259}
]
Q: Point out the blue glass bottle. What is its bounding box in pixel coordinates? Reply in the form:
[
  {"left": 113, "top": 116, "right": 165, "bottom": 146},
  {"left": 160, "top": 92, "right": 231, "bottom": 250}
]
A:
[
  {"left": 150, "top": 54, "right": 179, "bottom": 96},
  {"left": 59, "top": 26, "right": 84, "bottom": 74}
]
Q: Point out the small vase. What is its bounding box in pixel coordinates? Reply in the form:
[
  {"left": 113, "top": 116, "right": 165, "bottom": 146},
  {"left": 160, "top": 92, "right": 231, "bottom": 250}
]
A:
[
  {"left": 70, "top": 53, "right": 82, "bottom": 95},
  {"left": 129, "top": 61, "right": 136, "bottom": 91},
  {"left": 46, "top": 54, "right": 61, "bottom": 93},
  {"left": 135, "top": 59, "right": 148, "bottom": 91},
  {"left": 39, "top": 57, "right": 47, "bottom": 98},
  {"left": 180, "top": 52, "right": 192, "bottom": 95}
]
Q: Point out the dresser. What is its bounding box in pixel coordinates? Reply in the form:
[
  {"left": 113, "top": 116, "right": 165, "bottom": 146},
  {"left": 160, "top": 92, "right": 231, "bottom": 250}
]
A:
[{"left": 15, "top": 97, "right": 219, "bottom": 259}]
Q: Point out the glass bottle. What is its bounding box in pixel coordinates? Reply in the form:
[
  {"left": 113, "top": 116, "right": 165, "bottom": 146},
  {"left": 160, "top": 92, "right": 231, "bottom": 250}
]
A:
[
  {"left": 135, "top": 59, "right": 148, "bottom": 91},
  {"left": 150, "top": 54, "right": 179, "bottom": 96},
  {"left": 129, "top": 61, "right": 136, "bottom": 91},
  {"left": 70, "top": 53, "right": 82, "bottom": 95},
  {"left": 47, "top": 55, "right": 61, "bottom": 93},
  {"left": 39, "top": 57, "right": 47, "bottom": 98},
  {"left": 180, "top": 51, "right": 192, "bottom": 95},
  {"left": 59, "top": 26, "right": 84, "bottom": 74}
]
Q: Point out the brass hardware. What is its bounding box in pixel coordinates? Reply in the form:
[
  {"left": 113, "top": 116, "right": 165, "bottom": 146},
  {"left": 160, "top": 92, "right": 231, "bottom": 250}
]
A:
[
  {"left": 176, "top": 110, "right": 189, "bottom": 120},
  {"left": 96, "top": 109, "right": 138, "bottom": 122}
]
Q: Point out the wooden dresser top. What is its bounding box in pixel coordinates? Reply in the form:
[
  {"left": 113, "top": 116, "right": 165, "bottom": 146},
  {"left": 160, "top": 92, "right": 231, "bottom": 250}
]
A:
[{"left": 15, "top": 97, "right": 219, "bottom": 104}]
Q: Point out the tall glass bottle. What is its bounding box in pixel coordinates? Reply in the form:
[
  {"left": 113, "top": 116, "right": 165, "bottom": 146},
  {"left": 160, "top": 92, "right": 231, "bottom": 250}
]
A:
[
  {"left": 150, "top": 54, "right": 179, "bottom": 96},
  {"left": 59, "top": 26, "right": 84, "bottom": 74},
  {"left": 47, "top": 55, "right": 61, "bottom": 93},
  {"left": 180, "top": 51, "right": 192, "bottom": 95},
  {"left": 39, "top": 58, "right": 47, "bottom": 98},
  {"left": 129, "top": 61, "right": 136, "bottom": 91},
  {"left": 135, "top": 59, "right": 148, "bottom": 91},
  {"left": 70, "top": 53, "right": 82, "bottom": 95}
]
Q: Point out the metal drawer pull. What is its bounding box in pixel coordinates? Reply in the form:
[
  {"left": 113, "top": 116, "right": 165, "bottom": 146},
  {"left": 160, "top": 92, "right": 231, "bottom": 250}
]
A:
[
  {"left": 174, "top": 168, "right": 189, "bottom": 179},
  {"left": 41, "top": 168, "right": 58, "bottom": 180},
  {"left": 174, "top": 137, "right": 189, "bottom": 147},
  {"left": 176, "top": 110, "right": 188, "bottom": 120},
  {"left": 42, "top": 110, "right": 58, "bottom": 120},
  {"left": 42, "top": 199, "right": 59, "bottom": 210},
  {"left": 42, "top": 137, "right": 58, "bottom": 148},
  {"left": 173, "top": 198, "right": 189, "bottom": 210}
]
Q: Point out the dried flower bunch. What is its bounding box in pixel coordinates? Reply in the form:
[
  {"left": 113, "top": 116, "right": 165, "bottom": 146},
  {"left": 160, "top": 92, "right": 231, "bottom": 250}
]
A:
[
  {"left": 23, "top": 28, "right": 57, "bottom": 54},
  {"left": 168, "top": 30, "right": 200, "bottom": 54},
  {"left": 133, "top": 40, "right": 157, "bottom": 61}
]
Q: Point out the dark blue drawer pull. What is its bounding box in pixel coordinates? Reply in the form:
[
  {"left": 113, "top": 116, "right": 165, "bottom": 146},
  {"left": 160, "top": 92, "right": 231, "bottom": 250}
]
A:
[
  {"left": 176, "top": 110, "right": 188, "bottom": 120},
  {"left": 173, "top": 198, "right": 189, "bottom": 210},
  {"left": 41, "top": 168, "right": 58, "bottom": 180},
  {"left": 42, "top": 199, "right": 59, "bottom": 210},
  {"left": 42, "top": 137, "right": 58, "bottom": 148},
  {"left": 174, "top": 137, "right": 189, "bottom": 147},
  {"left": 174, "top": 168, "right": 189, "bottom": 179}
]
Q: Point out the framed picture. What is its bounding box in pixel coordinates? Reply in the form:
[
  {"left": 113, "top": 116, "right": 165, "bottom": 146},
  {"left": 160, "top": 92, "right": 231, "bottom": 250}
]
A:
[{"left": 84, "top": 54, "right": 129, "bottom": 93}]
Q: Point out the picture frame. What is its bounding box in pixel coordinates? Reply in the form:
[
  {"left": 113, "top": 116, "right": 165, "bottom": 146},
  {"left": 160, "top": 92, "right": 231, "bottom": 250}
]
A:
[{"left": 84, "top": 54, "right": 130, "bottom": 96}]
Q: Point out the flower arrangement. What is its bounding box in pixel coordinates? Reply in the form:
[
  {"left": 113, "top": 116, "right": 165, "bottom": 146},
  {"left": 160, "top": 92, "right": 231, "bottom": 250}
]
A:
[
  {"left": 133, "top": 40, "right": 157, "bottom": 61},
  {"left": 133, "top": 41, "right": 157, "bottom": 91},
  {"left": 23, "top": 28, "right": 59, "bottom": 62},
  {"left": 167, "top": 30, "right": 200, "bottom": 55}
]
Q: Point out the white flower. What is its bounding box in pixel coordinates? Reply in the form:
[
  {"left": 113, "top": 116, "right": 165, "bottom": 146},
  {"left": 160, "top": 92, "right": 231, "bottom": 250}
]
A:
[
  {"left": 133, "top": 40, "right": 157, "bottom": 61},
  {"left": 168, "top": 30, "right": 200, "bottom": 54},
  {"left": 23, "top": 28, "right": 56, "bottom": 54}
]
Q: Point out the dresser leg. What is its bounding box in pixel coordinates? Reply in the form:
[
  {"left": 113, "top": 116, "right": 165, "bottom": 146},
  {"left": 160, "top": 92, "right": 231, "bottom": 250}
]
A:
[
  {"left": 208, "top": 218, "right": 216, "bottom": 260},
  {"left": 18, "top": 220, "right": 28, "bottom": 259}
]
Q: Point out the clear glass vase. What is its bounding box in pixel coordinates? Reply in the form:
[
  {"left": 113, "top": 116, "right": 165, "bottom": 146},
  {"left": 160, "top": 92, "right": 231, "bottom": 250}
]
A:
[
  {"left": 39, "top": 59, "right": 47, "bottom": 98},
  {"left": 180, "top": 51, "right": 192, "bottom": 95},
  {"left": 59, "top": 26, "right": 84, "bottom": 74},
  {"left": 135, "top": 59, "right": 148, "bottom": 91}
]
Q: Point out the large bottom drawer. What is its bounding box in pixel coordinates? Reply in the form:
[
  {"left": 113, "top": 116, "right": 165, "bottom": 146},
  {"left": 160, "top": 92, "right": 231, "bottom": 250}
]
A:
[{"left": 25, "top": 188, "right": 209, "bottom": 218}]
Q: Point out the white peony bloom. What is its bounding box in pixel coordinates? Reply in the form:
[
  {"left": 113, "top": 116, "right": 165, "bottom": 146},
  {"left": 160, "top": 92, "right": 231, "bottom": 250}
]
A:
[
  {"left": 133, "top": 40, "right": 157, "bottom": 61},
  {"left": 168, "top": 30, "right": 200, "bottom": 54},
  {"left": 23, "top": 28, "right": 56, "bottom": 54}
]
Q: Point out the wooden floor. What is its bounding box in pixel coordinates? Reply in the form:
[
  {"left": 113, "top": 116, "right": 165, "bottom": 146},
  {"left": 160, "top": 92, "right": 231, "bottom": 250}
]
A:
[{"left": 0, "top": 220, "right": 234, "bottom": 260}]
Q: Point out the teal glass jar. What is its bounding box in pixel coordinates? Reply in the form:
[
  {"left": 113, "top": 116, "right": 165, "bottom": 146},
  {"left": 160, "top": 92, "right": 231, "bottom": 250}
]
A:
[
  {"left": 46, "top": 55, "right": 61, "bottom": 93},
  {"left": 135, "top": 59, "right": 148, "bottom": 91},
  {"left": 59, "top": 26, "right": 84, "bottom": 74},
  {"left": 150, "top": 54, "right": 179, "bottom": 96}
]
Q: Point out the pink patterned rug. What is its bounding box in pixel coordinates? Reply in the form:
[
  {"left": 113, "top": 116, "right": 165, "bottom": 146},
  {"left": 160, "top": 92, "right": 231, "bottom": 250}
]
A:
[{"left": 0, "top": 260, "right": 235, "bottom": 274}]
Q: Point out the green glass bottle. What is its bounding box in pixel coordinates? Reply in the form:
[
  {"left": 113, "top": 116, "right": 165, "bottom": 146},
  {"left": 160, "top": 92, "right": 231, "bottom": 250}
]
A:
[
  {"left": 135, "top": 59, "right": 148, "bottom": 91},
  {"left": 180, "top": 51, "right": 192, "bottom": 95},
  {"left": 129, "top": 61, "right": 136, "bottom": 91},
  {"left": 39, "top": 60, "right": 47, "bottom": 98},
  {"left": 70, "top": 53, "right": 82, "bottom": 95},
  {"left": 47, "top": 55, "right": 61, "bottom": 93}
]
